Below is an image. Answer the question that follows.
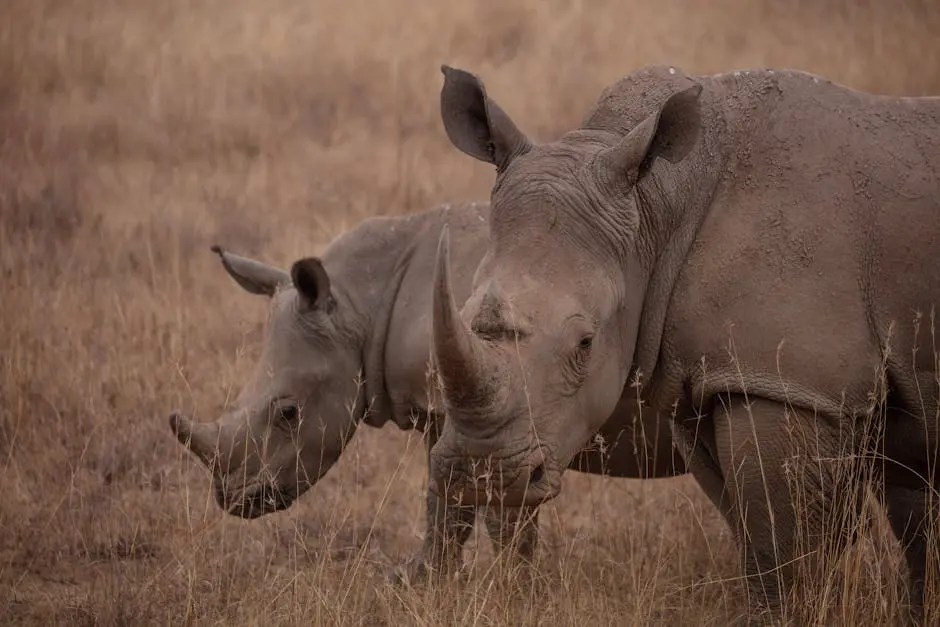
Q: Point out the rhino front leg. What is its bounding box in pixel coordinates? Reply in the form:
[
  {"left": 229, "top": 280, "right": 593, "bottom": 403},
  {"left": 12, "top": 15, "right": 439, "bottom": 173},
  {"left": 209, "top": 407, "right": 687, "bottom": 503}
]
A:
[
  {"left": 482, "top": 504, "right": 540, "bottom": 575},
  {"left": 880, "top": 481, "right": 936, "bottom": 625},
  {"left": 390, "top": 490, "right": 476, "bottom": 585},
  {"left": 389, "top": 416, "right": 477, "bottom": 586},
  {"left": 707, "top": 394, "right": 868, "bottom": 620}
]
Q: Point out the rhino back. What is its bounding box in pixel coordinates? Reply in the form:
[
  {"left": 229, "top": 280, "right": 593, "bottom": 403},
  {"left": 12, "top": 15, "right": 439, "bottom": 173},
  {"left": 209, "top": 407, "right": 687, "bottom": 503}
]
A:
[
  {"left": 383, "top": 202, "right": 491, "bottom": 421},
  {"left": 657, "top": 70, "right": 940, "bottom": 419}
]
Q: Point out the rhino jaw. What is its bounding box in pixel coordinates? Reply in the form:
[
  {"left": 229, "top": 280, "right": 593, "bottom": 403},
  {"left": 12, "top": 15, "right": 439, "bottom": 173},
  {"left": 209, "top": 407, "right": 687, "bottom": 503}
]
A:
[
  {"left": 431, "top": 225, "right": 499, "bottom": 414},
  {"left": 168, "top": 411, "right": 222, "bottom": 468}
]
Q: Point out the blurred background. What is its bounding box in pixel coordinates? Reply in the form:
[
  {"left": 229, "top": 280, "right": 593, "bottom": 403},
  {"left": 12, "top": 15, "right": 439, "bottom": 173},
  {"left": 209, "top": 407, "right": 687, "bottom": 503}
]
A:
[{"left": 1, "top": 0, "right": 938, "bottom": 624}]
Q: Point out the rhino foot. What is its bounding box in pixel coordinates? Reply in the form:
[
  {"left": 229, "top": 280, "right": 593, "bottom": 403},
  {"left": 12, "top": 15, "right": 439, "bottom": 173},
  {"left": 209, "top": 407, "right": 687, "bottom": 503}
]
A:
[
  {"left": 385, "top": 553, "right": 463, "bottom": 588},
  {"left": 385, "top": 556, "right": 432, "bottom": 588}
]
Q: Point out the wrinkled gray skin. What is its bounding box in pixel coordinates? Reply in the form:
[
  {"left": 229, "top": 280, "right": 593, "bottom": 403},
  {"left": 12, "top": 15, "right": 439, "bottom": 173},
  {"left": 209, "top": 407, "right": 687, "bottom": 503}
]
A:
[
  {"left": 429, "top": 64, "right": 940, "bottom": 619},
  {"left": 168, "top": 201, "right": 685, "bottom": 584}
]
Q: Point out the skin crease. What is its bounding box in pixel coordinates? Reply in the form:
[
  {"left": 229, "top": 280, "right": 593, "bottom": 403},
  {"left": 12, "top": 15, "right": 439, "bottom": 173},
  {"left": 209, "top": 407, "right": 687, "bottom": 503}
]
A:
[
  {"left": 167, "top": 200, "right": 686, "bottom": 585},
  {"left": 429, "top": 64, "right": 940, "bottom": 620}
]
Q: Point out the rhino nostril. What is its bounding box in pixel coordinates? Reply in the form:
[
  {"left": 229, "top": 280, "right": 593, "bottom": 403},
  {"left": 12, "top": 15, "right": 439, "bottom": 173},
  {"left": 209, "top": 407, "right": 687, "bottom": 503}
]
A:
[{"left": 529, "top": 464, "right": 544, "bottom": 485}]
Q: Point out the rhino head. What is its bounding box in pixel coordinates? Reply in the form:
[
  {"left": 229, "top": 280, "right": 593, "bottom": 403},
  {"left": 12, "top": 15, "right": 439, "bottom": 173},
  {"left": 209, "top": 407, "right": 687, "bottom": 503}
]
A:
[
  {"left": 169, "top": 246, "right": 366, "bottom": 518},
  {"left": 429, "top": 65, "right": 704, "bottom": 507}
]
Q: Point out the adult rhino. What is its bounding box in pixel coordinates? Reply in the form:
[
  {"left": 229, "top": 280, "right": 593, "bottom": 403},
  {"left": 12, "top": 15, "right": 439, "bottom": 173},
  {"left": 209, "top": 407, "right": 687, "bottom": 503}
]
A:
[
  {"left": 428, "top": 64, "right": 940, "bottom": 618},
  {"left": 167, "top": 200, "right": 685, "bottom": 583}
]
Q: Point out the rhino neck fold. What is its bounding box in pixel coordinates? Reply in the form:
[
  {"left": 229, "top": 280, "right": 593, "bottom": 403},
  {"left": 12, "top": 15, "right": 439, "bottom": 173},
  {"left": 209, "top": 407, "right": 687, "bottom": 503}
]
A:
[
  {"left": 627, "top": 91, "right": 731, "bottom": 389},
  {"left": 359, "top": 246, "right": 417, "bottom": 429},
  {"left": 315, "top": 214, "right": 426, "bottom": 431}
]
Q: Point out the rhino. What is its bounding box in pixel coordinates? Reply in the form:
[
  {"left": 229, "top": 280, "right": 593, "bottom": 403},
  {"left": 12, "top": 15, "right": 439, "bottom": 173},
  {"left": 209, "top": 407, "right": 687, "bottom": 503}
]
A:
[
  {"left": 167, "top": 200, "right": 685, "bottom": 582},
  {"left": 428, "top": 64, "right": 940, "bottom": 618}
]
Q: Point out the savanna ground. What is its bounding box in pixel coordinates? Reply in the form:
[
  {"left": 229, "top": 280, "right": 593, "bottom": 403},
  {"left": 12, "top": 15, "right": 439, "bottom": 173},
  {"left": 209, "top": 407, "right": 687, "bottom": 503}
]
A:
[{"left": 2, "top": 0, "right": 940, "bottom": 624}]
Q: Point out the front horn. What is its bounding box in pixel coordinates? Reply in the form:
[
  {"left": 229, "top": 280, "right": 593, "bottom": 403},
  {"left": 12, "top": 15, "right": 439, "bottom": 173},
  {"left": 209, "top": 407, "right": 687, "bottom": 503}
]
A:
[
  {"left": 431, "top": 225, "right": 498, "bottom": 412},
  {"left": 169, "top": 411, "right": 221, "bottom": 468}
]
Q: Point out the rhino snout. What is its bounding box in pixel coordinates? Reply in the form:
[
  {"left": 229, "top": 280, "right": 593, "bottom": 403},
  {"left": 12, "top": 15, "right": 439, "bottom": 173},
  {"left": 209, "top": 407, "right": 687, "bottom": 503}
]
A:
[{"left": 430, "top": 444, "right": 556, "bottom": 507}]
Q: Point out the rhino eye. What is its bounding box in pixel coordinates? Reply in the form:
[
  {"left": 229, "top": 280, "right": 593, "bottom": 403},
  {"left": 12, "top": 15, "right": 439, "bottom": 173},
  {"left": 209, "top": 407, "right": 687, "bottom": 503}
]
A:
[
  {"left": 277, "top": 404, "right": 300, "bottom": 425},
  {"left": 578, "top": 334, "right": 594, "bottom": 351}
]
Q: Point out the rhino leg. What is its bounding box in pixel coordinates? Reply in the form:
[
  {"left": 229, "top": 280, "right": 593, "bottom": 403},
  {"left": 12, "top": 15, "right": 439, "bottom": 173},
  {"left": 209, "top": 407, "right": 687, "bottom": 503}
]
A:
[
  {"left": 389, "top": 489, "right": 477, "bottom": 587},
  {"left": 482, "top": 504, "right": 540, "bottom": 575},
  {"left": 670, "top": 405, "right": 730, "bottom": 517},
  {"left": 880, "top": 481, "right": 935, "bottom": 624},
  {"left": 389, "top": 416, "right": 477, "bottom": 586},
  {"left": 389, "top": 413, "right": 542, "bottom": 586},
  {"left": 699, "top": 394, "right": 869, "bottom": 618},
  {"left": 398, "top": 489, "right": 477, "bottom": 583}
]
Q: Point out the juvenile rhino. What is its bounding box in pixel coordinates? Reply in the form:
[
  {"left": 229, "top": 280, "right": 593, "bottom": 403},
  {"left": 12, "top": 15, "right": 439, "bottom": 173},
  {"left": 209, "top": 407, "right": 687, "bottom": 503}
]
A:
[
  {"left": 429, "top": 64, "right": 940, "bottom": 618},
  {"left": 168, "top": 201, "right": 685, "bottom": 582}
]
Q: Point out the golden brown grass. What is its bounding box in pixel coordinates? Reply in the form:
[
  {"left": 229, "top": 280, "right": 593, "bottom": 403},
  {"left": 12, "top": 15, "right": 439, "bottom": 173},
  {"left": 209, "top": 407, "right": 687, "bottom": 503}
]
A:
[{"left": 2, "top": 0, "right": 940, "bottom": 624}]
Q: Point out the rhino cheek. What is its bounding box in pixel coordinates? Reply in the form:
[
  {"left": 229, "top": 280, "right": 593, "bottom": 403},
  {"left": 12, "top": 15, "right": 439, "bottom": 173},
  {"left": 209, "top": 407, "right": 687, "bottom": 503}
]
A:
[
  {"left": 554, "top": 367, "right": 632, "bottom": 469},
  {"left": 288, "top": 414, "right": 359, "bottom": 490}
]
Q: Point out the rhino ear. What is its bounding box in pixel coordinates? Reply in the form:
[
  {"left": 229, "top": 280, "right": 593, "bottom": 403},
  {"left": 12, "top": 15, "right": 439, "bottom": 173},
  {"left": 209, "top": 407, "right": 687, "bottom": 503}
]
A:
[
  {"left": 439, "top": 65, "right": 532, "bottom": 172},
  {"left": 290, "top": 257, "right": 334, "bottom": 311},
  {"left": 594, "top": 82, "right": 703, "bottom": 187},
  {"left": 212, "top": 245, "right": 291, "bottom": 297}
]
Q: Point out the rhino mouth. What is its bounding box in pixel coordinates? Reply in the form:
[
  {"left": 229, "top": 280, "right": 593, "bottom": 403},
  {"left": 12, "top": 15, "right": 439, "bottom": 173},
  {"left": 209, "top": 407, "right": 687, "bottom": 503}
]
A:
[
  {"left": 215, "top": 480, "right": 295, "bottom": 519},
  {"left": 430, "top": 447, "right": 561, "bottom": 507}
]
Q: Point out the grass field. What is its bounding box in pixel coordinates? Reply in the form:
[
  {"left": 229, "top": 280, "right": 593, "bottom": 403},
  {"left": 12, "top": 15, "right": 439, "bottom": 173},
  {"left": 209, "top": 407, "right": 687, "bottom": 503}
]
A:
[{"left": 2, "top": 0, "right": 940, "bottom": 624}]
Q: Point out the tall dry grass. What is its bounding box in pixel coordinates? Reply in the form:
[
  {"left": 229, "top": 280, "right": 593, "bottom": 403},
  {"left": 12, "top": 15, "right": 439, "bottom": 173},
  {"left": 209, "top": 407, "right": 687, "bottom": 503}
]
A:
[{"left": 1, "top": 0, "right": 939, "bottom": 624}]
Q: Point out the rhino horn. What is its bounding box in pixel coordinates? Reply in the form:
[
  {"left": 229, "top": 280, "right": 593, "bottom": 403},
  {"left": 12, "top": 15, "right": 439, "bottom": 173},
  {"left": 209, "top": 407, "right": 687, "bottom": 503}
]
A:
[
  {"left": 432, "top": 225, "right": 495, "bottom": 411},
  {"left": 169, "top": 411, "right": 221, "bottom": 468}
]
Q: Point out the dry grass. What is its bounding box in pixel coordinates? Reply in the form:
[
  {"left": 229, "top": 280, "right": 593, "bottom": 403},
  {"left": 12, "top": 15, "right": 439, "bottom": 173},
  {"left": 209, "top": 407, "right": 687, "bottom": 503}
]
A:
[{"left": 2, "top": 0, "right": 939, "bottom": 624}]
